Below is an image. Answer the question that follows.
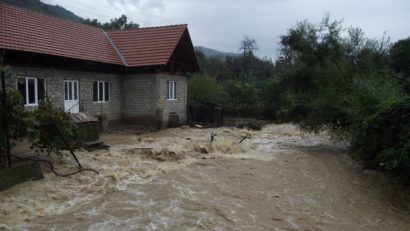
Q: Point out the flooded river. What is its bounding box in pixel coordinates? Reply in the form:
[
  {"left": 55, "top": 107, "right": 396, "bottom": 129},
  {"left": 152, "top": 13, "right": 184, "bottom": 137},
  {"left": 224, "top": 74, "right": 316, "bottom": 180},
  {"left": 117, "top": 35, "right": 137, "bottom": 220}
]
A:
[{"left": 1, "top": 124, "right": 409, "bottom": 230}]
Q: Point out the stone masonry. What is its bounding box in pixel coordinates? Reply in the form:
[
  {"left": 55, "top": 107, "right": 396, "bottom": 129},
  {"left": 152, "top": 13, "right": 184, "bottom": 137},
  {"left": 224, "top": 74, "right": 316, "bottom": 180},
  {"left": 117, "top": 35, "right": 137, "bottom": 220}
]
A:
[{"left": 5, "top": 66, "right": 187, "bottom": 129}]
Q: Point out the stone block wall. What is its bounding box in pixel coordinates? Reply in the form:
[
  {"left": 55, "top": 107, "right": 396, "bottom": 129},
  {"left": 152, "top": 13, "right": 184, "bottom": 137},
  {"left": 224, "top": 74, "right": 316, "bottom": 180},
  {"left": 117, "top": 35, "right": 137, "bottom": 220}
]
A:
[
  {"left": 5, "top": 66, "right": 188, "bottom": 129},
  {"left": 121, "top": 75, "right": 156, "bottom": 117},
  {"left": 119, "top": 74, "right": 158, "bottom": 128},
  {"left": 8, "top": 66, "right": 122, "bottom": 121},
  {"left": 156, "top": 74, "right": 188, "bottom": 128}
]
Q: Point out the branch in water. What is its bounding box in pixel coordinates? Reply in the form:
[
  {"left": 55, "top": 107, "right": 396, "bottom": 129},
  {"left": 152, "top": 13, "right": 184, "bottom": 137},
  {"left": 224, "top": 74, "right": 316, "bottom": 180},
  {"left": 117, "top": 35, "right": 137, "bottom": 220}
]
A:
[{"left": 11, "top": 155, "right": 99, "bottom": 177}]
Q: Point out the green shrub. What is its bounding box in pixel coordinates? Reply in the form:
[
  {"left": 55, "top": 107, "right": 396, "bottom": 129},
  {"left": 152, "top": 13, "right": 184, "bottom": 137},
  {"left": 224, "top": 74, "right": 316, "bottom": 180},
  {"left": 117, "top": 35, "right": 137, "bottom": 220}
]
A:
[
  {"left": 350, "top": 97, "right": 410, "bottom": 182},
  {"left": 0, "top": 68, "right": 29, "bottom": 151},
  {"left": 188, "top": 74, "right": 223, "bottom": 105},
  {"left": 223, "top": 80, "right": 261, "bottom": 117},
  {"left": 27, "top": 99, "right": 77, "bottom": 156}
]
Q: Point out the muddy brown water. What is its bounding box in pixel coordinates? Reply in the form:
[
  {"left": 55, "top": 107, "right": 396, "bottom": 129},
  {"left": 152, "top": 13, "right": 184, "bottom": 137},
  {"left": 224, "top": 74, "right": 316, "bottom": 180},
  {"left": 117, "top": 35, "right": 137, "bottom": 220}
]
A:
[{"left": 1, "top": 124, "right": 409, "bottom": 230}]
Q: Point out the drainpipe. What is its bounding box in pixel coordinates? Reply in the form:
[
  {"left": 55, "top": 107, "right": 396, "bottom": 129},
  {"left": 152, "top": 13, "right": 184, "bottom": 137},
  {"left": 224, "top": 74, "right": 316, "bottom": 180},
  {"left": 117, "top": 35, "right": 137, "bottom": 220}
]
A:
[{"left": 0, "top": 50, "right": 11, "bottom": 168}]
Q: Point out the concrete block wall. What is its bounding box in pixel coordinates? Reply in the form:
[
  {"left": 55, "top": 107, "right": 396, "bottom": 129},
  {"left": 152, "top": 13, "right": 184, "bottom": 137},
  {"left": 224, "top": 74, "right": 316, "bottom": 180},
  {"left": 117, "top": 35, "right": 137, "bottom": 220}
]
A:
[
  {"left": 7, "top": 66, "right": 64, "bottom": 110},
  {"left": 74, "top": 72, "right": 122, "bottom": 121},
  {"left": 8, "top": 66, "right": 122, "bottom": 121},
  {"left": 120, "top": 74, "right": 156, "bottom": 118},
  {"left": 156, "top": 74, "right": 188, "bottom": 127},
  {"left": 5, "top": 66, "right": 188, "bottom": 129}
]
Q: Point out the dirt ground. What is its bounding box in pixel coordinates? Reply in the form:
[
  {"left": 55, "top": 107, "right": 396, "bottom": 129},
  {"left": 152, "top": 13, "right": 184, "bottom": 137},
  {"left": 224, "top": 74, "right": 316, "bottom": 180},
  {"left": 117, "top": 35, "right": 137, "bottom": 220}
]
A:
[{"left": 0, "top": 124, "right": 409, "bottom": 230}]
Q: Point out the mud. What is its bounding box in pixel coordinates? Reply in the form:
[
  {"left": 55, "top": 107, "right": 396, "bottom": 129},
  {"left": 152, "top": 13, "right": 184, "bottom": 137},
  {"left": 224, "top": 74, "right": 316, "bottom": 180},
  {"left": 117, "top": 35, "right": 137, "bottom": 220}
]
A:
[{"left": 1, "top": 124, "right": 409, "bottom": 230}]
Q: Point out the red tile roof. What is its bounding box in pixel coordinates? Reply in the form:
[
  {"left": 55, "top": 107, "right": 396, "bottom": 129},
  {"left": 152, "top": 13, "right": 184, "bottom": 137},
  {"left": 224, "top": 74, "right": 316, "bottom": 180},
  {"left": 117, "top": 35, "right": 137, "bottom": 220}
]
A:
[
  {"left": 107, "top": 25, "right": 188, "bottom": 67},
  {"left": 0, "top": 3, "right": 198, "bottom": 69},
  {"left": 0, "top": 3, "right": 122, "bottom": 65}
]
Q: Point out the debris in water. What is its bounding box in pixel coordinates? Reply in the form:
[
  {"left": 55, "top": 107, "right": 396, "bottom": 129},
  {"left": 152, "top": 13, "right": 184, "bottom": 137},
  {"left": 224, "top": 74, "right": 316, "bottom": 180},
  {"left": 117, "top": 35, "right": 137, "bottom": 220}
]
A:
[
  {"left": 210, "top": 132, "right": 217, "bottom": 143},
  {"left": 239, "top": 134, "right": 252, "bottom": 143}
]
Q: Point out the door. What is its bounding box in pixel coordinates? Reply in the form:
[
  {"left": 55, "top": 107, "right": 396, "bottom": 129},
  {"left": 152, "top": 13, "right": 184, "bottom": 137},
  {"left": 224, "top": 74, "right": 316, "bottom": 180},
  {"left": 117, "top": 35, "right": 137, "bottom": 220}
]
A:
[{"left": 64, "top": 80, "right": 79, "bottom": 113}]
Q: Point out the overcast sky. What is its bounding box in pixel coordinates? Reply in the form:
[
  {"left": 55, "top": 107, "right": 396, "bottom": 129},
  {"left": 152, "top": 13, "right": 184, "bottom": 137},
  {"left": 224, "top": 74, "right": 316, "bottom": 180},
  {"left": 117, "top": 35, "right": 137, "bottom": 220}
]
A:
[{"left": 42, "top": 0, "right": 410, "bottom": 59}]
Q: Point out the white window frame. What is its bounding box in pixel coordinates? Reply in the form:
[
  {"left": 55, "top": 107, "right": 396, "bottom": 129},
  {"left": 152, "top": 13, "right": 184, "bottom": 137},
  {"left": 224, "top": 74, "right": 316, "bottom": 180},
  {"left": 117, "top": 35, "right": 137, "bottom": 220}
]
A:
[
  {"left": 16, "top": 77, "right": 39, "bottom": 106},
  {"left": 167, "top": 81, "right": 177, "bottom": 100},
  {"left": 93, "top": 81, "right": 110, "bottom": 103},
  {"left": 64, "top": 80, "right": 79, "bottom": 101}
]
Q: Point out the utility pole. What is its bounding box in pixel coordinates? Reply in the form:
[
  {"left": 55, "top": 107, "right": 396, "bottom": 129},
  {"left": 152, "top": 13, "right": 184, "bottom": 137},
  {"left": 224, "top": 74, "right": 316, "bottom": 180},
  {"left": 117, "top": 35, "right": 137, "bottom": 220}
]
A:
[{"left": 0, "top": 50, "right": 11, "bottom": 168}]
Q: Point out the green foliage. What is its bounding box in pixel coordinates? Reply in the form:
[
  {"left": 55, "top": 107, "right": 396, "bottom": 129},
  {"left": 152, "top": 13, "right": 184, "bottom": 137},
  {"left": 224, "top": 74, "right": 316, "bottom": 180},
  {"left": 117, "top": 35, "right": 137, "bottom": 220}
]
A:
[
  {"left": 350, "top": 98, "right": 410, "bottom": 182},
  {"left": 274, "top": 15, "right": 401, "bottom": 133},
  {"left": 27, "top": 99, "right": 77, "bottom": 156},
  {"left": 0, "top": 71, "right": 29, "bottom": 150},
  {"left": 190, "top": 38, "right": 274, "bottom": 118},
  {"left": 390, "top": 37, "right": 410, "bottom": 92},
  {"left": 223, "top": 80, "right": 261, "bottom": 117},
  {"left": 188, "top": 74, "right": 222, "bottom": 104},
  {"left": 83, "top": 14, "right": 139, "bottom": 30},
  {"left": 271, "top": 15, "right": 409, "bottom": 181}
]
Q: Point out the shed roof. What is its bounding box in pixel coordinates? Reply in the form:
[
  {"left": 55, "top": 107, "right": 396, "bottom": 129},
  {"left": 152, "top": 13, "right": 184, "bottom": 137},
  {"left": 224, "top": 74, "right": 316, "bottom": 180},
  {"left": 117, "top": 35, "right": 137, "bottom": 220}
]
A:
[{"left": 0, "top": 3, "right": 199, "bottom": 71}]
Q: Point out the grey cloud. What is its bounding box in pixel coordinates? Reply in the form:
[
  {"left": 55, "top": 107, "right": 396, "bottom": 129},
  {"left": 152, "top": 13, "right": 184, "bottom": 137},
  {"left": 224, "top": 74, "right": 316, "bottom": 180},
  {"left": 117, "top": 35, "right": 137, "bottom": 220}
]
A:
[{"left": 43, "top": 0, "right": 410, "bottom": 59}]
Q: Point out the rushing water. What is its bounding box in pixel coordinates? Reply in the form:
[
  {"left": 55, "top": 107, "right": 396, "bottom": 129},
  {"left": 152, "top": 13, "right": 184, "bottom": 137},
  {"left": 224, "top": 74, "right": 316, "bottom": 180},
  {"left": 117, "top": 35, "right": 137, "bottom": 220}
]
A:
[{"left": 1, "top": 124, "right": 409, "bottom": 230}]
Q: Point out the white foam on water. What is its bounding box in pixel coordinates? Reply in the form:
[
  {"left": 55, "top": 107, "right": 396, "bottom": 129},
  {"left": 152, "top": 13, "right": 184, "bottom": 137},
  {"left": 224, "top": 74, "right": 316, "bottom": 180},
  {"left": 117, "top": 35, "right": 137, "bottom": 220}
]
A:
[{"left": 1, "top": 124, "right": 409, "bottom": 230}]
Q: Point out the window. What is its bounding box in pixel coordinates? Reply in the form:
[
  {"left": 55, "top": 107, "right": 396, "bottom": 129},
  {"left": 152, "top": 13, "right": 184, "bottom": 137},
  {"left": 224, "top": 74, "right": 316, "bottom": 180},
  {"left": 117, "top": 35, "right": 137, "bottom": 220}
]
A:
[
  {"left": 167, "top": 81, "right": 177, "bottom": 100},
  {"left": 93, "top": 81, "right": 110, "bottom": 102},
  {"left": 17, "top": 77, "right": 45, "bottom": 106},
  {"left": 64, "top": 81, "right": 78, "bottom": 101}
]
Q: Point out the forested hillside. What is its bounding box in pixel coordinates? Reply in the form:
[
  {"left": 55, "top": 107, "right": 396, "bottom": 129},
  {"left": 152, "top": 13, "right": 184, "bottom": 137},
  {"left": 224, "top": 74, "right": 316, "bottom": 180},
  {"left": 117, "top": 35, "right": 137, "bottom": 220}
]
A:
[
  {"left": 0, "top": 0, "right": 139, "bottom": 29},
  {"left": 195, "top": 46, "right": 240, "bottom": 58},
  {"left": 0, "top": 0, "right": 83, "bottom": 22}
]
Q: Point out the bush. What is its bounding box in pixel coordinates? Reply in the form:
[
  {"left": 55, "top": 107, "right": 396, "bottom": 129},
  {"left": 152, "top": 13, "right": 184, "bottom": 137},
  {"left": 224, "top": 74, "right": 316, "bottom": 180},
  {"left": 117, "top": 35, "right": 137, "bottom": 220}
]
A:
[
  {"left": 350, "top": 97, "right": 410, "bottom": 182},
  {"left": 188, "top": 74, "right": 223, "bottom": 105},
  {"left": 27, "top": 99, "right": 77, "bottom": 156},
  {"left": 0, "top": 68, "right": 29, "bottom": 151},
  {"left": 223, "top": 80, "right": 261, "bottom": 117}
]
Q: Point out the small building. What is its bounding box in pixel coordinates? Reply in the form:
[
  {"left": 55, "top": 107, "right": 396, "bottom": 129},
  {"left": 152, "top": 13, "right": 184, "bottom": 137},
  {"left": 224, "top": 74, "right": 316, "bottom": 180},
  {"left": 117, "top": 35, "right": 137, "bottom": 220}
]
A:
[{"left": 0, "top": 3, "right": 200, "bottom": 130}]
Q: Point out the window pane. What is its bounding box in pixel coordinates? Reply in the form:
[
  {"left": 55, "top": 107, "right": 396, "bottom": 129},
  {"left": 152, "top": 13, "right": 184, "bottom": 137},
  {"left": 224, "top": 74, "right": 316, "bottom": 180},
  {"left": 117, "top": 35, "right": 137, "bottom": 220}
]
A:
[
  {"left": 28, "top": 79, "right": 36, "bottom": 104},
  {"left": 73, "top": 82, "right": 78, "bottom": 100},
  {"left": 38, "top": 79, "right": 45, "bottom": 101},
  {"left": 173, "top": 81, "right": 176, "bottom": 99},
  {"left": 64, "top": 82, "right": 68, "bottom": 100},
  {"left": 166, "top": 81, "right": 169, "bottom": 99},
  {"left": 17, "top": 78, "right": 27, "bottom": 104},
  {"left": 170, "top": 81, "right": 173, "bottom": 99},
  {"left": 104, "top": 82, "right": 109, "bottom": 102},
  {"left": 93, "top": 81, "right": 98, "bottom": 102},
  {"left": 98, "top": 82, "right": 103, "bottom": 101},
  {"left": 68, "top": 82, "right": 73, "bottom": 100}
]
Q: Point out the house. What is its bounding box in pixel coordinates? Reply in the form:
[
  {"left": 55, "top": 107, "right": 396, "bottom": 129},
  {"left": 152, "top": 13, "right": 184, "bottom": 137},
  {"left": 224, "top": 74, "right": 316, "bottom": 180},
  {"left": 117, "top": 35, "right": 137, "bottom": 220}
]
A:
[{"left": 0, "top": 3, "right": 200, "bottom": 130}]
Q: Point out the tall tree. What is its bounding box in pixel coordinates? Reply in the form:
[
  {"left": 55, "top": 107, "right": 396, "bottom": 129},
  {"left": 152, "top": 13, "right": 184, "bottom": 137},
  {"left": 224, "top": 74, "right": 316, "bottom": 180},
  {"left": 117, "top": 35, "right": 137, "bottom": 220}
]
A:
[
  {"left": 239, "top": 36, "right": 258, "bottom": 56},
  {"left": 390, "top": 37, "right": 410, "bottom": 92}
]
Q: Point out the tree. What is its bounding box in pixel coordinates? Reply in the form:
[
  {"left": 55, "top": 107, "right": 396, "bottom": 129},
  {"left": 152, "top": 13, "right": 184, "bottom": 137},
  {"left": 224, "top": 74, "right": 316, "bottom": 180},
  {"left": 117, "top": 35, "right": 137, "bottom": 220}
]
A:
[
  {"left": 390, "top": 37, "right": 410, "bottom": 75},
  {"left": 390, "top": 37, "right": 410, "bottom": 92},
  {"left": 84, "top": 14, "right": 139, "bottom": 30},
  {"left": 0, "top": 66, "right": 28, "bottom": 156},
  {"left": 274, "top": 15, "right": 403, "bottom": 133},
  {"left": 188, "top": 74, "right": 222, "bottom": 104},
  {"left": 239, "top": 36, "right": 258, "bottom": 56}
]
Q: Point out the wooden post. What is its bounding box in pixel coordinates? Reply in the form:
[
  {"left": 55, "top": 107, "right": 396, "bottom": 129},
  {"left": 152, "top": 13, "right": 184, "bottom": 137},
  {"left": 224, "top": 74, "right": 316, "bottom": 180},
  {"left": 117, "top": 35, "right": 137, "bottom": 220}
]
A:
[{"left": 1, "top": 67, "right": 11, "bottom": 168}]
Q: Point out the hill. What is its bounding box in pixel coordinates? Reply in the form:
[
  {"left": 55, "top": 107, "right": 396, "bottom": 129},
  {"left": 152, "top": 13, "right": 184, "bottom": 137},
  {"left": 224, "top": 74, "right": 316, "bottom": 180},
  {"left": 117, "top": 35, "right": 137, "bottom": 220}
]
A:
[
  {"left": 1, "top": 0, "right": 83, "bottom": 22},
  {"left": 195, "top": 46, "right": 240, "bottom": 58}
]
